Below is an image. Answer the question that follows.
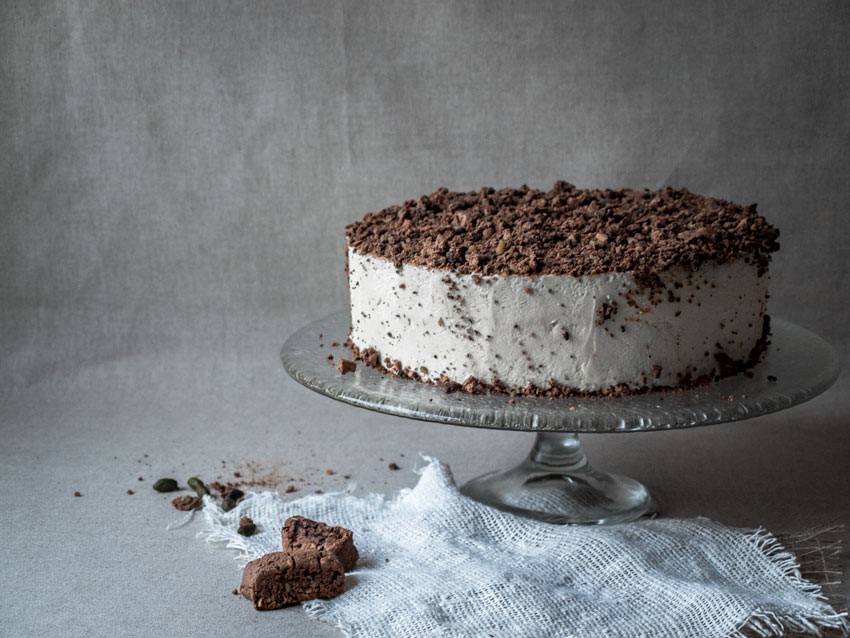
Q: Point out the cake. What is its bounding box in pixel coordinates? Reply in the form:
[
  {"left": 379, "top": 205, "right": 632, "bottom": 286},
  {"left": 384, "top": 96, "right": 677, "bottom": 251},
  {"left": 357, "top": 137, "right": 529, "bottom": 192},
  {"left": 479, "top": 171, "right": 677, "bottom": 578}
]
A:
[{"left": 345, "top": 182, "right": 779, "bottom": 396}]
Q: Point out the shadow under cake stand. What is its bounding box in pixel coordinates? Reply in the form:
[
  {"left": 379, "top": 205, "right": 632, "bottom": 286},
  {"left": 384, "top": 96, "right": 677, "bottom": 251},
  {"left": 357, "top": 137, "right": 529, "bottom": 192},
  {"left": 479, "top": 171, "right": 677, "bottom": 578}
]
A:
[{"left": 281, "top": 312, "right": 839, "bottom": 525}]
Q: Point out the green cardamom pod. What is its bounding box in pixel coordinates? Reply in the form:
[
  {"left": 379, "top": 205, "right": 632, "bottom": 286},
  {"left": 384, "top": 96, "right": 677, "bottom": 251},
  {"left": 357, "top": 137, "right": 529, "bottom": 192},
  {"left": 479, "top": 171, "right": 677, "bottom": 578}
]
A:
[
  {"left": 237, "top": 516, "right": 256, "bottom": 536},
  {"left": 152, "top": 478, "right": 179, "bottom": 493},
  {"left": 187, "top": 476, "right": 209, "bottom": 497},
  {"left": 221, "top": 497, "right": 236, "bottom": 512}
]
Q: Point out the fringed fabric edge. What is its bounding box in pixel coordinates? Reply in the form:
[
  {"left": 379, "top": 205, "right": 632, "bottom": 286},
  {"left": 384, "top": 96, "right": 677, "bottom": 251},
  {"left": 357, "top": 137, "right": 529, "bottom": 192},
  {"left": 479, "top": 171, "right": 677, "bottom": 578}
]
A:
[{"left": 731, "top": 528, "right": 849, "bottom": 638}]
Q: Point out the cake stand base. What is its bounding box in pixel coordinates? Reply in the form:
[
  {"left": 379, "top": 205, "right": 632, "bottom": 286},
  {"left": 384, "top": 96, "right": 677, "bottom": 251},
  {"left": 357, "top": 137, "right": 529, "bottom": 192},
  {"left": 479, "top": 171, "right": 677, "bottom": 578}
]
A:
[{"left": 460, "top": 432, "right": 652, "bottom": 524}]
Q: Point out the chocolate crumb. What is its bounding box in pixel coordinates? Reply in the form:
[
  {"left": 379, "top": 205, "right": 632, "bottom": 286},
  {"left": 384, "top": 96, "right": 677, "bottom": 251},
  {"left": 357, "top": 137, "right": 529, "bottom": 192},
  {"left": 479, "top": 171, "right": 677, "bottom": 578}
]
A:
[
  {"left": 74, "top": 491, "right": 82, "bottom": 497},
  {"left": 336, "top": 359, "right": 357, "bottom": 375},
  {"left": 388, "top": 462, "right": 400, "bottom": 471},
  {"left": 126, "top": 489, "right": 135, "bottom": 495},
  {"left": 595, "top": 300, "right": 619, "bottom": 326},
  {"left": 172, "top": 495, "right": 202, "bottom": 511}
]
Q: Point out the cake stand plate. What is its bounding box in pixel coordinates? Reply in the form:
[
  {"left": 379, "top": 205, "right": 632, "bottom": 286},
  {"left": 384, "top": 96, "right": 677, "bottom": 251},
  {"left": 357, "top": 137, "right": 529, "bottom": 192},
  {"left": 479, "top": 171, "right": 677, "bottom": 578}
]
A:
[{"left": 281, "top": 312, "right": 839, "bottom": 524}]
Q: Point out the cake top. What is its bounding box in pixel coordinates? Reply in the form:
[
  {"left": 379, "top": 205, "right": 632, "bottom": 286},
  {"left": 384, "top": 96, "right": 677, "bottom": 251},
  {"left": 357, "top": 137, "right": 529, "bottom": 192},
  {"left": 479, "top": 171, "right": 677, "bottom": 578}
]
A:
[{"left": 345, "top": 182, "right": 780, "bottom": 278}]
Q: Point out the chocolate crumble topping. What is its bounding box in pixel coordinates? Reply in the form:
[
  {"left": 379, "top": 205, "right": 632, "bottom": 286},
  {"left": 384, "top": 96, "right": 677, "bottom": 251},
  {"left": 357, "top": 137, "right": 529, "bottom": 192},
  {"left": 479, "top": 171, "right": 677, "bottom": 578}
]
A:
[{"left": 345, "top": 182, "right": 779, "bottom": 278}]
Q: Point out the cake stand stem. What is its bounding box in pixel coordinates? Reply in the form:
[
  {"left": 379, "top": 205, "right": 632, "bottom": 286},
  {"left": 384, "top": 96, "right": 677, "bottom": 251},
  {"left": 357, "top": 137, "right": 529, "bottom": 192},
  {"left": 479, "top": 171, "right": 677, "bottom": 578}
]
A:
[{"left": 460, "top": 432, "right": 652, "bottom": 525}]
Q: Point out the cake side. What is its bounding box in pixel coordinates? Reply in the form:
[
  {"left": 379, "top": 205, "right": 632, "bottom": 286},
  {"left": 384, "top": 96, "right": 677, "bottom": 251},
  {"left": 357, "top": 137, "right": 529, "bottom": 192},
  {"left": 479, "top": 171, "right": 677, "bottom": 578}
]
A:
[{"left": 348, "top": 247, "right": 769, "bottom": 393}]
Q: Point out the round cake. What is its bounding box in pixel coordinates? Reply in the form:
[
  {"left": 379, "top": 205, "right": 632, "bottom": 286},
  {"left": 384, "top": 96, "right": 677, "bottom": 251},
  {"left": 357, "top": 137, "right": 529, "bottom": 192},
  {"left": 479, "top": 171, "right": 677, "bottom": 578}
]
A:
[{"left": 345, "top": 182, "right": 779, "bottom": 395}]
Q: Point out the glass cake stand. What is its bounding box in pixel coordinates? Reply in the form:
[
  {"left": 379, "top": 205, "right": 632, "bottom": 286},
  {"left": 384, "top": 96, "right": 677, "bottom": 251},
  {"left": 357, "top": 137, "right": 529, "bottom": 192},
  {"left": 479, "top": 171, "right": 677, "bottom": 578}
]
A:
[{"left": 281, "top": 311, "right": 840, "bottom": 525}]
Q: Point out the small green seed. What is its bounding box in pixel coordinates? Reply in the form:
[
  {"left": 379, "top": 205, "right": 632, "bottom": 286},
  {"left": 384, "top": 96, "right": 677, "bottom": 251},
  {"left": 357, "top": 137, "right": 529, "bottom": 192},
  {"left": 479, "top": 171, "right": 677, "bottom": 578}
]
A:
[
  {"left": 221, "top": 488, "right": 244, "bottom": 511},
  {"left": 238, "top": 516, "right": 256, "bottom": 535},
  {"left": 152, "top": 478, "right": 179, "bottom": 493},
  {"left": 221, "top": 497, "right": 236, "bottom": 512},
  {"left": 187, "top": 476, "right": 209, "bottom": 497}
]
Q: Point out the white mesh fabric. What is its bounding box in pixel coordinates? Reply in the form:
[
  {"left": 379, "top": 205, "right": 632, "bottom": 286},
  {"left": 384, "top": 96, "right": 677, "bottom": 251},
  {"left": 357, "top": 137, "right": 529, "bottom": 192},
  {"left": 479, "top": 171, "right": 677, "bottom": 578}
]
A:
[{"left": 200, "top": 459, "right": 848, "bottom": 638}]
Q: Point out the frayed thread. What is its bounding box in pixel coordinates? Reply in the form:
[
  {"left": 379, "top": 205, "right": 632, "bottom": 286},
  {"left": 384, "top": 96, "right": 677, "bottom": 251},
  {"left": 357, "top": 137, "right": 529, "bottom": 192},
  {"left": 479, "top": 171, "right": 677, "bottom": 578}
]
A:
[
  {"left": 746, "top": 528, "right": 833, "bottom": 600},
  {"left": 165, "top": 509, "right": 196, "bottom": 531},
  {"left": 732, "top": 609, "right": 849, "bottom": 638},
  {"left": 303, "top": 599, "right": 356, "bottom": 638},
  {"left": 730, "top": 528, "right": 850, "bottom": 637}
]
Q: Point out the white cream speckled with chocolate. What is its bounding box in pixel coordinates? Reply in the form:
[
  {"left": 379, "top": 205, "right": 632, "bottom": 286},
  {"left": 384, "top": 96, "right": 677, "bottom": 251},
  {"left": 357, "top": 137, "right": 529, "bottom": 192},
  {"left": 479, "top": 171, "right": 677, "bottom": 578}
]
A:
[{"left": 348, "top": 247, "right": 768, "bottom": 392}]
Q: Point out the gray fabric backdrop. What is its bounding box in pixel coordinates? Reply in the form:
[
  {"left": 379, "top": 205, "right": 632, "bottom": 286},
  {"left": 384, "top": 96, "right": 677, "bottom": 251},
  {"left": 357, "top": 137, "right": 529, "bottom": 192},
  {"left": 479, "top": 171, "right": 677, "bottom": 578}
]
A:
[
  {"left": 3, "top": 1, "right": 849, "bottom": 391},
  {"left": 2, "top": 2, "right": 849, "bottom": 636}
]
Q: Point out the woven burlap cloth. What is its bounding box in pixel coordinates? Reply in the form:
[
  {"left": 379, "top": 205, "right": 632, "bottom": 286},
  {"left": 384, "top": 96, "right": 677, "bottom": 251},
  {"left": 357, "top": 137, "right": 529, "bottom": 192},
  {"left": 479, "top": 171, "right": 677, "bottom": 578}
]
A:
[{"left": 200, "top": 459, "right": 848, "bottom": 638}]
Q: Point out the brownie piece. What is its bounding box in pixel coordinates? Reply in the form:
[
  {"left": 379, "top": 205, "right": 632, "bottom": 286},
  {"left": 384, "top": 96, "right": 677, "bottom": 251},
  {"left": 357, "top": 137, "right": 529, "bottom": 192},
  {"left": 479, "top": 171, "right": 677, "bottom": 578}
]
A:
[
  {"left": 240, "top": 549, "right": 345, "bottom": 610},
  {"left": 281, "top": 515, "right": 359, "bottom": 572}
]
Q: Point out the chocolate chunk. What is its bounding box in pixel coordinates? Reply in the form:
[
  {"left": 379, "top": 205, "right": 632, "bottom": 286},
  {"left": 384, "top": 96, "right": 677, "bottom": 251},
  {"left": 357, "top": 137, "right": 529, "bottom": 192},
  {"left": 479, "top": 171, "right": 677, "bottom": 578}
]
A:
[
  {"left": 281, "top": 515, "right": 359, "bottom": 572},
  {"left": 336, "top": 359, "right": 356, "bottom": 375},
  {"left": 240, "top": 550, "right": 345, "bottom": 610},
  {"left": 348, "top": 344, "right": 380, "bottom": 369},
  {"left": 595, "top": 300, "right": 619, "bottom": 326}
]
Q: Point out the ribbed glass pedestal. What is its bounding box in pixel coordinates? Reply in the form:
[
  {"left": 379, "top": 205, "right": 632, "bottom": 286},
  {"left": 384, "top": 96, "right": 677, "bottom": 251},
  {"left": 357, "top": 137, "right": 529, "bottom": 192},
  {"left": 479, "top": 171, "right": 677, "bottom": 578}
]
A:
[{"left": 461, "top": 432, "right": 651, "bottom": 524}]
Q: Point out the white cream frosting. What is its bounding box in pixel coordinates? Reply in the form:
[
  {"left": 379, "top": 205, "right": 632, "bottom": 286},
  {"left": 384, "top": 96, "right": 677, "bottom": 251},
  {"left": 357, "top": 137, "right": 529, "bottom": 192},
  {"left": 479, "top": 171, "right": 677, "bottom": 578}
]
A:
[{"left": 348, "top": 246, "right": 768, "bottom": 392}]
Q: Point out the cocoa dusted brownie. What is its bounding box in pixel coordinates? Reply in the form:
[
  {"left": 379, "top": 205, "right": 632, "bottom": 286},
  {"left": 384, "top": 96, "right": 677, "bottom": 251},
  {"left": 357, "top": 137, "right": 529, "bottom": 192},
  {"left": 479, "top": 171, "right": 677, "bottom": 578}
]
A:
[
  {"left": 240, "top": 549, "right": 345, "bottom": 610},
  {"left": 281, "top": 515, "right": 359, "bottom": 572}
]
